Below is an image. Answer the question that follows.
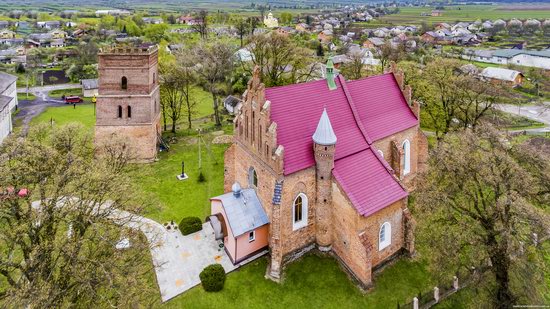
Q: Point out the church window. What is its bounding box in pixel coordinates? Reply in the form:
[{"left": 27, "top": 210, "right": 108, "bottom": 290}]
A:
[
  {"left": 117, "top": 105, "right": 122, "bottom": 118},
  {"left": 248, "top": 167, "right": 258, "bottom": 188},
  {"left": 292, "top": 193, "right": 308, "bottom": 231},
  {"left": 127, "top": 106, "right": 132, "bottom": 118},
  {"left": 403, "top": 139, "right": 411, "bottom": 175},
  {"left": 379, "top": 222, "right": 391, "bottom": 250},
  {"left": 121, "top": 76, "right": 127, "bottom": 90}
]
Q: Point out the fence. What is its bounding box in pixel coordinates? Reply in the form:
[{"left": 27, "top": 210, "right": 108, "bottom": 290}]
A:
[{"left": 397, "top": 266, "right": 486, "bottom": 309}]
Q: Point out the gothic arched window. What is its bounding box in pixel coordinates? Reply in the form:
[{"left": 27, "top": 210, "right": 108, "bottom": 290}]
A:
[
  {"left": 379, "top": 222, "right": 391, "bottom": 250},
  {"left": 292, "top": 193, "right": 308, "bottom": 231},
  {"left": 248, "top": 167, "right": 258, "bottom": 188}
]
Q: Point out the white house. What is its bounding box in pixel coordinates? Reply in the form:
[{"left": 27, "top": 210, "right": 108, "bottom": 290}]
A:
[
  {"left": 0, "top": 72, "right": 17, "bottom": 144},
  {"left": 81, "top": 79, "right": 98, "bottom": 97},
  {"left": 462, "top": 49, "right": 550, "bottom": 70}
]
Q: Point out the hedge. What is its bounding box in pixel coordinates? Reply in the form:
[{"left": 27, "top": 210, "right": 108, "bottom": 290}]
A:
[
  {"left": 179, "top": 216, "right": 202, "bottom": 235},
  {"left": 199, "top": 264, "right": 226, "bottom": 292}
]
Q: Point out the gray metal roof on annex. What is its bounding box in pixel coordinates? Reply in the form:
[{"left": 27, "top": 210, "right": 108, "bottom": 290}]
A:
[
  {"left": 493, "top": 49, "right": 550, "bottom": 59},
  {"left": 211, "top": 187, "right": 269, "bottom": 237},
  {"left": 81, "top": 79, "right": 99, "bottom": 90}
]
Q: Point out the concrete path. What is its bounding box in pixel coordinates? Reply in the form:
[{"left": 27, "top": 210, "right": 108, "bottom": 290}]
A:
[
  {"left": 494, "top": 103, "right": 550, "bottom": 133},
  {"left": 31, "top": 198, "right": 262, "bottom": 302},
  {"left": 16, "top": 83, "right": 81, "bottom": 94}
]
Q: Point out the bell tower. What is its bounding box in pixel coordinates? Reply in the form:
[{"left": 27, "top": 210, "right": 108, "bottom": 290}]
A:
[
  {"left": 95, "top": 45, "right": 161, "bottom": 162},
  {"left": 312, "top": 108, "right": 337, "bottom": 250}
]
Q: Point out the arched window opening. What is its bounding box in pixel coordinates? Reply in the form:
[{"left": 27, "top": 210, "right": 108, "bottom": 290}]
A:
[
  {"left": 402, "top": 140, "right": 411, "bottom": 175},
  {"left": 117, "top": 105, "right": 122, "bottom": 118},
  {"left": 127, "top": 106, "right": 132, "bottom": 118},
  {"left": 248, "top": 167, "right": 258, "bottom": 188},
  {"left": 121, "top": 76, "right": 128, "bottom": 90},
  {"left": 292, "top": 193, "right": 308, "bottom": 231},
  {"left": 379, "top": 222, "right": 391, "bottom": 251}
]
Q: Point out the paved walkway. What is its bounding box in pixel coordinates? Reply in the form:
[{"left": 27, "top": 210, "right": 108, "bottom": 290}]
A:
[
  {"left": 31, "top": 198, "right": 256, "bottom": 302},
  {"left": 494, "top": 103, "right": 550, "bottom": 133}
]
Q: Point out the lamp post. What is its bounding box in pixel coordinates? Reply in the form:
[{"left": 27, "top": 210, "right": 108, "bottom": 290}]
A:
[{"left": 176, "top": 160, "right": 188, "bottom": 181}]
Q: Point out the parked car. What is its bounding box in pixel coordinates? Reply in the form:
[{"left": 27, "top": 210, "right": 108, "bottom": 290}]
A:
[{"left": 64, "top": 95, "right": 83, "bottom": 104}]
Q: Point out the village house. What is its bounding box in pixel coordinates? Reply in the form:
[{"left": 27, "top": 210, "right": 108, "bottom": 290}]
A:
[
  {"left": 142, "top": 17, "right": 163, "bottom": 24},
  {"left": 318, "top": 30, "right": 333, "bottom": 44},
  {"left": 81, "top": 79, "right": 99, "bottom": 97},
  {"left": 462, "top": 48, "right": 550, "bottom": 70},
  {"left": 49, "top": 29, "right": 67, "bottom": 39},
  {"left": 0, "top": 29, "right": 16, "bottom": 39},
  {"left": 223, "top": 95, "right": 243, "bottom": 115},
  {"left": 431, "top": 10, "right": 443, "bottom": 17},
  {"left": 0, "top": 21, "right": 9, "bottom": 29},
  {"left": 420, "top": 31, "right": 439, "bottom": 44},
  {"left": 37, "top": 21, "right": 61, "bottom": 30},
  {"left": 480, "top": 67, "right": 524, "bottom": 87},
  {"left": 434, "top": 23, "right": 451, "bottom": 30},
  {"left": 295, "top": 23, "right": 310, "bottom": 32},
  {"left": 363, "top": 37, "right": 385, "bottom": 50},
  {"left": 0, "top": 72, "right": 17, "bottom": 144},
  {"left": 177, "top": 16, "right": 199, "bottom": 25},
  {"left": 215, "top": 62, "right": 427, "bottom": 286},
  {"left": 264, "top": 12, "right": 279, "bottom": 28}
]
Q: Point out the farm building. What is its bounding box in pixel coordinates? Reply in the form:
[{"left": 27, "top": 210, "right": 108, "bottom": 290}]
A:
[
  {"left": 480, "top": 67, "right": 524, "bottom": 87},
  {"left": 462, "top": 49, "right": 550, "bottom": 70}
]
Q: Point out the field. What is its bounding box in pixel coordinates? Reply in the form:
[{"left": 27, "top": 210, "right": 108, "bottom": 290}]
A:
[{"left": 374, "top": 5, "right": 550, "bottom": 27}]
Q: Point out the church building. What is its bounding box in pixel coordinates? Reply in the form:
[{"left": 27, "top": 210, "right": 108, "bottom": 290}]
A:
[{"left": 212, "top": 61, "right": 428, "bottom": 287}]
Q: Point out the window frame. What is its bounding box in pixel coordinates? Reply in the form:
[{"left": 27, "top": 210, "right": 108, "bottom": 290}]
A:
[
  {"left": 379, "top": 222, "right": 391, "bottom": 251},
  {"left": 402, "top": 139, "right": 411, "bottom": 175},
  {"left": 292, "top": 193, "right": 308, "bottom": 231},
  {"left": 248, "top": 231, "right": 255, "bottom": 242}
]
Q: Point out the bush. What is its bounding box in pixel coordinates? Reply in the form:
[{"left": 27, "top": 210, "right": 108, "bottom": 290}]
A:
[
  {"left": 178, "top": 216, "right": 202, "bottom": 235},
  {"left": 197, "top": 171, "right": 206, "bottom": 183},
  {"left": 199, "top": 264, "right": 226, "bottom": 292}
]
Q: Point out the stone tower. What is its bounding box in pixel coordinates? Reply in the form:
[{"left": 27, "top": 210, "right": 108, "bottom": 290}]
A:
[
  {"left": 312, "top": 108, "right": 337, "bottom": 250},
  {"left": 95, "top": 45, "right": 161, "bottom": 162}
]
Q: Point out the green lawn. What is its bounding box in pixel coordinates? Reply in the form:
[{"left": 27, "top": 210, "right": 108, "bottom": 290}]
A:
[
  {"left": 17, "top": 92, "right": 36, "bottom": 101},
  {"left": 31, "top": 103, "right": 96, "bottom": 131},
  {"left": 162, "top": 254, "right": 433, "bottom": 309}
]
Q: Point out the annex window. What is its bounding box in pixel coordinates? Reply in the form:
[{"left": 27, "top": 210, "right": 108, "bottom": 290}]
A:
[
  {"left": 248, "top": 167, "right": 258, "bottom": 188},
  {"left": 248, "top": 231, "right": 255, "bottom": 242},
  {"left": 121, "top": 76, "right": 127, "bottom": 90},
  {"left": 117, "top": 105, "right": 122, "bottom": 118},
  {"left": 403, "top": 139, "right": 411, "bottom": 175},
  {"left": 292, "top": 193, "right": 308, "bottom": 231},
  {"left": 127, "top": 106, "right": 132, "bottom": 118},
  {"left": 379, "top": 222, "right": 391, "bottom": 251}
]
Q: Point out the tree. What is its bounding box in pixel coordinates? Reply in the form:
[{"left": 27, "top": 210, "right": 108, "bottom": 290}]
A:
[
  {"left": 195, "top": 41, "right": 234, "bottom": 127},
  {"left": 246, "top": 16, "right": 259, "bottom": 34},
  {"left": 415, "top": 126, "right": 550, "bottom": 308},
  {"left": 192, "top": 10, "right": 209, "bottom": 40},
  {"left": 167, "top": 14, "right": 176, "bottom": 24},
  {"left": 0, "top": 124, "right": 156, "bottom": 308},
  {"left": 280, "top": 12, "right": 292, "bottom": 25},
  {"left": 231, "top": 16, "right": 249, "bottom": 48},
  {"left": 244, "top": 33, "right": 316, "bottom": 87},
  {"left": 305, "top": 15, "right": 312, "bottom": 25},
  {"left": 340, "top": 50, "right": 365, "bottom": 80},
  {"left": 403, "top": 58, "right": 501, "bottom": 139},
  {"left": 376, "top": 41, "right": 405, "bottom": 73},
  {"left": 144, "top": 23, "right": 168, "bottom": 43},
  {"left": 316, "top": 42, "right": 324, "bottom": 57}
]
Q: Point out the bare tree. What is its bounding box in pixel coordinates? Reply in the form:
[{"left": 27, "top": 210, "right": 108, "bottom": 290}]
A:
[
  {"left": 194, "top": 41, "right": 234, "bottom": 127},
  {"left": 376, "top": 41, "right": 405, "bottom": 73},
  {"left": 231, "top": 16, "right": 249, "bottom": 48},
  {"left": 176, "top": 50, "right": 199, "bottom": 130},
  {"left": 415, "top": 126, "right": 550, "bottom": 308},
  {"left": 244, "top": 33, "right": 316, "bottom": 87},
  {"left": 0, "top": 124, "right": 156, "bottom": 308},
  {"left": 192, "top": 10, "right": 209, "bottom": 40},
  {"left": 340, "top": 50, "right": 365, "bottom": 80}
]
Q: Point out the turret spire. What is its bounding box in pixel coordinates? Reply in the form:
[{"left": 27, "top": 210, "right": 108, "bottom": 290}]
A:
[{"left": 312, "top": 108, "right": 337, "bottom": 146}]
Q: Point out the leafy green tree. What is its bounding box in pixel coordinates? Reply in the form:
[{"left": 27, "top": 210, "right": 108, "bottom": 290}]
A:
[
  {"left": 0, "top": 124, "right": 157, "bottom": 308},
  {"left": 415, "top": 126, "right": 550, "bottom": 308},
  {"left": 144, "top": 23, "right": 168, "bottom": 42},
  {"left": 280, "top": 12, "right": 293, "bottom": 25}
]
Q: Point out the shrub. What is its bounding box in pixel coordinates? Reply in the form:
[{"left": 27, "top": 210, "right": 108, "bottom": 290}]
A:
[
  {"left": 197, "top": 171, "right": 206, "bottom": 183},
  {"left": 199, "top": 264, "right": 226, "bottom": 292},
  {"left": 178, "top": 216, "right": 202, "bottom": 235}
]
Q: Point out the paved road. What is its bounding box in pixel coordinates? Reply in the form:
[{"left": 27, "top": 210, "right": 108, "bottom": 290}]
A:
[
  {"left": 494, "top": 103, "right": 550, "bottom": 133},
  {"left": 15, "top": 86, "right": 68, "bottom": 135},
  {"left": 16, "top": 83, "right": 81, "bottom": 94}
]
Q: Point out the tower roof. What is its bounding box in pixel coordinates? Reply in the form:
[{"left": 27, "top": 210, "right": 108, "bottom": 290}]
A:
[{"left": 312, "top": 108, "right": 337, "bottom": 146}]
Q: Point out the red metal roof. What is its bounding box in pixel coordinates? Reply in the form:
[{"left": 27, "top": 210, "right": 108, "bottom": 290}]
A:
[
  {"left": 266, "top": 72, "right": 417, "bottom": 216},
  {"left": 333, "top": 149, "right": 408, "bottom": 216}
]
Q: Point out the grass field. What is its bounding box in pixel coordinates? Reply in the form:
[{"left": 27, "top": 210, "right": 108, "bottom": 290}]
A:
[
  {"left": 376, "top": 5, "right": 550, "bottom": 26},
  {"left": 17, "top": 92, "right": 36, "bottom": 101},
  {"left": 31, "top": 103, "right": 96, "bottom": 131}
]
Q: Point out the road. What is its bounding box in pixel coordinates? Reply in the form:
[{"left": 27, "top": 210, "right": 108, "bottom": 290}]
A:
[
  {"left": 494, "top": 103, "right": 550, "bottom": 133},
  {"left": 15, "top": 85, "right": 73, "bottom": 135}
]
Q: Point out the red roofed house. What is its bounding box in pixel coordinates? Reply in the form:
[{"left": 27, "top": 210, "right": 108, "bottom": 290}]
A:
[{"left": 218, "top": 60, "right": 427, "bottom": 287}]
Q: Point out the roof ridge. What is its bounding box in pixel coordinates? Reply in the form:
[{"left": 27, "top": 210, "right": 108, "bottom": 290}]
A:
[{"left": 337, "top": 75, "right": 373, "bottom": 144}]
